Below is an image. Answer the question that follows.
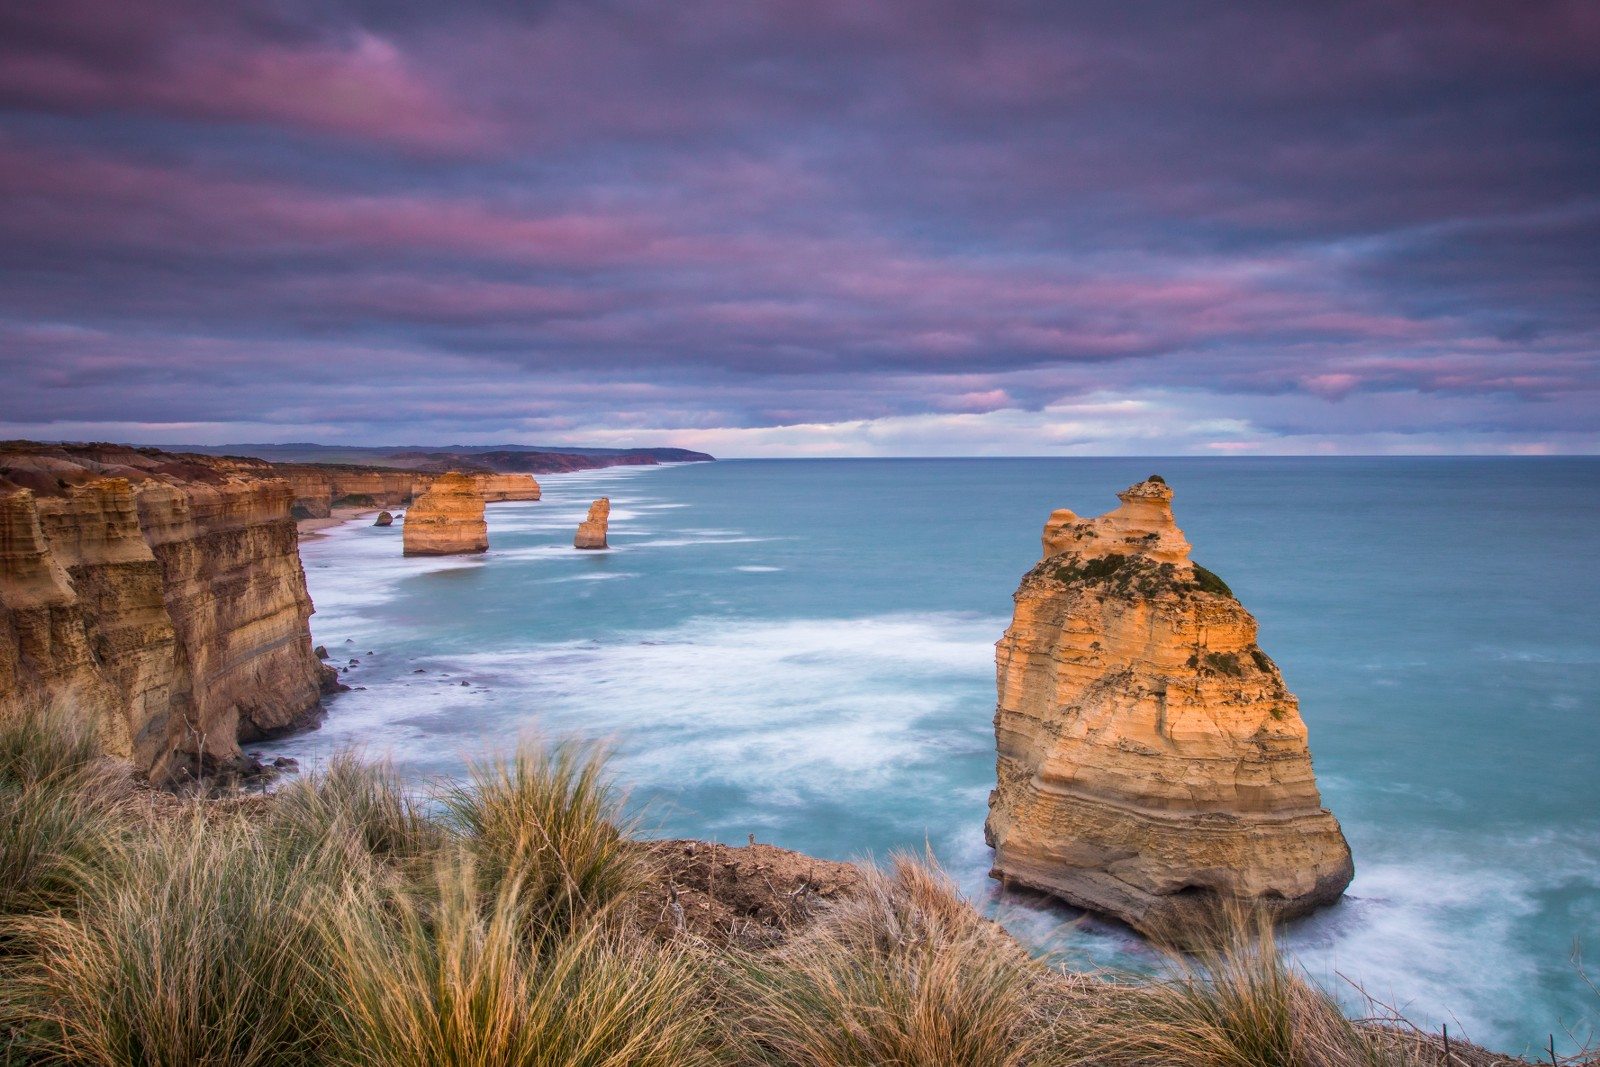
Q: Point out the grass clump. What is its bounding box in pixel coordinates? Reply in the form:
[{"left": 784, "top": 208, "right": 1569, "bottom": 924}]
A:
[
  {"left": 733, "top": 852, "right": 1051, "bottom": 1067},
  {"left": 324, "top": 859, "right": 718, "bottom": 1067},
  {"left": 1092, "top": 909, "right": 1410, "bottom": 1067},
  {"left": 3, "top": 814, "right": 349, "bottom": 1066},
  {"left": 442, "top": 738, "right": 644, "bottom": 936},
  {"left": 0, "top": 709, "right": 123, "bottom": 920},
  {"left": 268, "top": 751, "right": 445, "bottom": 871}
]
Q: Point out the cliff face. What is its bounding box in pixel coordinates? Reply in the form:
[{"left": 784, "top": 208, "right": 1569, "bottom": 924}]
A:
[
  {"left": 0, "top": 444, "right": 330, "bottom": 783},
  {"left": 471, "top": 473, "right": 541, "bottom": 502},
  {"left": 277, "top": 465, "right": 539, "bottom": 518},
  {"left": 402, "top": 472, "right": 488, "bottom": 556},
  {"left": 985, "top": 478, "right": 1353, "bottom": 933},
  {"left": 574, "top": 498, "right": 610, "bottom": 550},
  {"left": 274, "top": 464, "right": 422, "bottom": 519}
]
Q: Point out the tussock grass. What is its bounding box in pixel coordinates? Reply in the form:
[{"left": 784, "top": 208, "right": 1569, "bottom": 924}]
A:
[
  {"left": 324, "top": 858, "right": 719, "bottom": 1067},
  {"left": 2, "top": 813, "right": 351, "bottom": 1066},
  {"left": 733, "top": 852, "right": 1052, "bottom": 1067},
  {"left": 268, "top": 751, "right": 446, "bottom": 870},
  {"left": 1086, "top": 907, "right": 1418, "bottom": 1067},
  {"left": 0, "top": 710, "right": 123, "bottom": 920},
  {"left": 0, "top": 715, "right": 1529, "bottom": 1067},
  {"left": 441, "top": 738, "right": 645, "bottom": 935}
]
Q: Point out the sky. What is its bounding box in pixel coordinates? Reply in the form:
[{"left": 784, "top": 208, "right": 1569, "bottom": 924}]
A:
[{"left": 1, "top": 1, "right": 1596, "bottom": 456}]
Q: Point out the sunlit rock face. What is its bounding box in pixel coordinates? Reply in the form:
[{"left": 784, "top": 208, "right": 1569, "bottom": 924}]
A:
[
  {"left": 402, "top": 472, "right": 488, "bottom": 557},
  {"left": 986, "top": 477, "right": 1354, "bottom": 934},
  {"left": 0, "top": 444, "right": 329, "bottom": 783},
  {"left": 471, "top": 473, "right": 541, "bottom": 502},
  {"left": 275, "top": 465, "right": 421, "bottom": 519},
  {"left": 574, "top": 498, "right": 610, "bottom": 550}
]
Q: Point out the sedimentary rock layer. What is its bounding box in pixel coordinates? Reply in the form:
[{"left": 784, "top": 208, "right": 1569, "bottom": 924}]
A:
[
  {"left": 985, "top": 477, "right": 1353, "bottom": 933},
  {"left": 574, "top": 498, "right": 610, "bottom": 549},
  {"left": 0, "top": 443, "right": 331, "bottom": 782},
  {"left": 276, "top": 464, "right": 539, "bottom": 519},
  {"left": 402, "top": 472, "right": 488, "bottom": 556}
]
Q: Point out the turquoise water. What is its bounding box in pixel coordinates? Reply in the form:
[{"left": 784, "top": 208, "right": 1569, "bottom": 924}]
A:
[{"left": 260, "top": 458, "right": 1600, "bottom": 1055}]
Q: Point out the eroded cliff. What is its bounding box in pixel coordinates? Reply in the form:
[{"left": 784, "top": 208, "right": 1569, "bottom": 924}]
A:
[
  {"left": 277, "top": 464, "right": 539, "bottom": 518},
  {"left": 985, "top": 477, "right": 1353, "bottom": 933},
  {"left": 0, "top": 443, "right": 332, "bottom": 783}
]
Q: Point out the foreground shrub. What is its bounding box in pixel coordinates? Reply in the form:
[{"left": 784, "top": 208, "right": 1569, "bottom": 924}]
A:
[
  {"left": 3, "top": 814, "right": 350, "bottom": 1067},
  {"left": 1094, "top": 908, "right": 1411, "bottom": 1067},
  {"left": 324, "top": 857, "right": 719, "bottom": 1067},
  {"left": 268, "top": 751, "right": 446, "bottom": 871},
  {"left": 0, "top": 710, "right": 122, "bottom": 920},
  {"left": 0, "top": 707, "right": 101, "bottom": 790},
  {"left": 442, "top": 738, "right": 644, "bottom": 935},
  {"left": 733, "top": 852, "right": 1050, "bottom": 1067}
]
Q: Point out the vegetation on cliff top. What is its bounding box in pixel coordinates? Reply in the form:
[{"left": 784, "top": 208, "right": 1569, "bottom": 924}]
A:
[{"left": 0, "top": 709, "right": 1571, "bottom": 1066}]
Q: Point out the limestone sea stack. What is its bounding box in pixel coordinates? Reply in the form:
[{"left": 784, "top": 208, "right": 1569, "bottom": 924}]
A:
[
  {"left": 574, "top": 498, "right": 610, "bottom": 550},
  {"left": 985, "top": 477, "right": 1353, "bottom": 934},
  {"left": 402, "top": 473, "right": 488, "bottom": 556},
  {"left": 373, "top": 511, "right": 393, "bottom": 526}
]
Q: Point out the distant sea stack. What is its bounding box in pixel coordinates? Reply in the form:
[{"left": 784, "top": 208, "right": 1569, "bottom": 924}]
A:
[
  {"left": 985, "top": 477, "right": 1353, "bottom": 934},
  {"left": 402, "top": 473, "right": 488, "bottom": 556},
  {"left": 0, "top": 443, "right": 333, "bottom": 784},
  {"left": 574, "top": 498, "right": 610, "bottom": 550}
]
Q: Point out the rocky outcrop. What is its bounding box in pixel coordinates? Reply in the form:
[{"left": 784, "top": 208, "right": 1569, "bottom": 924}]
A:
[
  {"left": 402, "top": 472, "right": 488, "bottom": 556},
  {"left": 274, "top": 464, "right": 422, "bottom": 520},
  {"left": 373, "top": 511, "right": 394, "bottom": 527},
  {"left": 574, "top": 498, "right": 610, "bottom": 550},
  {"left": 276, "top": 464, "right": 538, "bottom": 518},
  {"left": 471, "top": 473, "right": 541, "bottom": 502},
  {"left": 0, "top": 443, "right": 331, "bottom": 783},
  {"left": 985, "top": 477, "right": 1353, "bottom": 933}
]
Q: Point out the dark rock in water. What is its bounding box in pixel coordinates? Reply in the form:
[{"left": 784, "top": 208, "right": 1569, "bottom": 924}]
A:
[
  {"left": 373, "top": 510, "right": 394, "bottom": 526},
  {"left": 314, "top": 645, "right": 329, "bottom": 659},
  {"left": 319, "top": 662, "right": 350, "bottom": 694},
  {"left": 413, "top": 668, "right": 427, "bottom": 674},
  {"left": 348, "top": 658, "right": 359, "bottom": 667},
  {"left": 273, "top": 756, "right": 299, "bottom": 770},
  {"left": 459, "top": 679, "right": 470, "bottom": 686}
]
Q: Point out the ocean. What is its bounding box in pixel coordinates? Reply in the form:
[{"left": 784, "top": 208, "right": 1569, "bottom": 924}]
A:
[{"left": 258, "top": 457, "right": 1600, "bottom": 1055}]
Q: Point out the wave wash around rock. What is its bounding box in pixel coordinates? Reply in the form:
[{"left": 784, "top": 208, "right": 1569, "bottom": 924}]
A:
[{"left": 985, "top": 477, "right": 1354, "bottom": 934}]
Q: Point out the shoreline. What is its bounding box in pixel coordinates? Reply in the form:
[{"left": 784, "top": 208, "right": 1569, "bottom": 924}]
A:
[{"left": 296, "top": 506, "right": 379, "bottom": 541}]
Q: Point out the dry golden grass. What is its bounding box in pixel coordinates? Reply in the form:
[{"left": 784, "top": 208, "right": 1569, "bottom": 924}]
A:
[{"left": 0, "top": 712, "right": 1570, "bottom": 1067}]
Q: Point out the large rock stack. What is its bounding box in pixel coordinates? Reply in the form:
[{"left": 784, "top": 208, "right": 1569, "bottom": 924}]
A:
[
  {"left": 985, "top": 477, "right": 1353, "bottom": 933},
  {"left": 402, "top": 472, "right": 488, "bottom": 556}
]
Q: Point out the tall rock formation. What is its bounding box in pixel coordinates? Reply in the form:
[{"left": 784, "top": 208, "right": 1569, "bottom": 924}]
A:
[
  {"left": 402, "top": 473, "right": 488, "bottom": 556},
  {"left": 985, "top": 477, "right": 1353, "bottom": 933},
  {"left": 574, "top": 498, "right": 610, "bottom": 550},
  {"left": 0, "top": 443, "right": 332, "bottom": 783}
]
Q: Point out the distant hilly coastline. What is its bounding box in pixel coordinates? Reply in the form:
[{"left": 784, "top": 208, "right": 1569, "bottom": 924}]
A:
[{"left": 175, "top": 442, "right": 715, "bottom": 474}]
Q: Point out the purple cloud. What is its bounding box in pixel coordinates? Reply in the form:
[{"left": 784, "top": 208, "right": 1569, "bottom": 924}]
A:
[{"left": 0, "top": 0, "right": 1596, "bottom": 453}]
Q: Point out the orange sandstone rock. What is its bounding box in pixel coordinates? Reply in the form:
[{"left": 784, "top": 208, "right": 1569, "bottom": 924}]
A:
[
  {"left": 472, "top": 473, "right": 541, "bottom": 502},
  {"left": 574, "top": 498, "right": 610, "bottom": 550},
  {"left": 0, "top": 444, "right": 330, "bottom": 783},
  {"left": 402, "top": 472, "right": 488, "bottom": 556},
  {"left": 985, "top": 477, "right": 1353, "bottom": 933}
]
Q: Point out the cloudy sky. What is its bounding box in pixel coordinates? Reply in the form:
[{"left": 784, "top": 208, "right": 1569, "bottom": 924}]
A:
[{"left": 1, "top": 1, "right": 1596, "bottom": 455}]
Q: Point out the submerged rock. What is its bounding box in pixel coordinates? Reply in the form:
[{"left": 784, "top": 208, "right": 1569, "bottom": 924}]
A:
[
  {"left": 574, "top": 497, "right": 610, "bottom": 550},
  {"left": 402, "top": 472, "right": 488, "bottom": 557},
  {"left": 985, "top": 477, "right": 1353, "bottom": 934}
]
